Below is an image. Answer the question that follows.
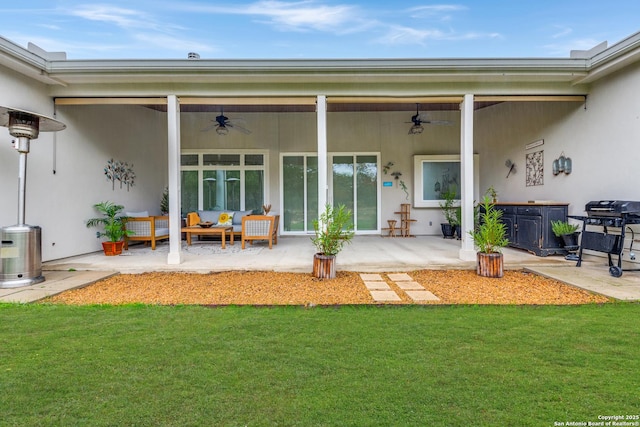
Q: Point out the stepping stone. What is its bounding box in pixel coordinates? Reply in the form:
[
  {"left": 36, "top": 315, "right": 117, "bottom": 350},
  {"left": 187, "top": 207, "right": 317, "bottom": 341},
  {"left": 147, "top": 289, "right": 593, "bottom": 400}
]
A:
[
  {"left": 387, "top": 273, "right": 413, "bottom": 282},
  {"left": 394, "top": 281, "right": 424, "bottom": 290},
  {"left": 360, "top": 273, "right": 383, "bottom": 281},
  {"left": 363, "top": 281, "right": 390, "bottom": 290},
  {"left": 370, "top": 291, "right": 401, "bottom": 302},
  {"left": 405, "top": 290, "right": 440, "bottom": 301}
]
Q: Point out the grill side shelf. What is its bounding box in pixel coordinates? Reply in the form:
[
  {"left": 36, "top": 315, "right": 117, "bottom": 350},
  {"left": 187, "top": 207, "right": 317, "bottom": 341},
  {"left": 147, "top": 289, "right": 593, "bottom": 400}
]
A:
[{"left": 580, "top": 231, "right": 623, "bottom": 254}]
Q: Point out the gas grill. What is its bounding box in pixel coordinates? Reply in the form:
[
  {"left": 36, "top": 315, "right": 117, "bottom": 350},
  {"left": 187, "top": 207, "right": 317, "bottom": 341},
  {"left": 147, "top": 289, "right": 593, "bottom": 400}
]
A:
[{"left": 570, "top": 200, "right": 640, "bottom": 277}]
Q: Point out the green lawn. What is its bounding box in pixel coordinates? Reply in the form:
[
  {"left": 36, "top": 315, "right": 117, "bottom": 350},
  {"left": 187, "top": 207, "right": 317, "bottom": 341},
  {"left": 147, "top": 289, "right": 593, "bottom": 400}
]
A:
[{"left": 1, "top": 303, "right": 638, "bottom": 426}]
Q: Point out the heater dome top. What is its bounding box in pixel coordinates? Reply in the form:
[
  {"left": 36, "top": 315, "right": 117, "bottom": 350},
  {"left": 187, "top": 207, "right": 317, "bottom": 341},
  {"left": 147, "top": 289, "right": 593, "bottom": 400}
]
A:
[{"left": 0, "top": 106, "right": 66, "bottom": 133}]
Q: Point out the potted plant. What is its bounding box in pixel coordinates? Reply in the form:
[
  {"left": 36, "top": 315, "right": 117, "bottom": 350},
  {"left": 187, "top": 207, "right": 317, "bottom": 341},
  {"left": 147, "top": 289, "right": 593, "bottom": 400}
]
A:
[
  {"left": 311, "top": 204, "right": 355, "bottom": 279},
  {"left": 486, "top": 186, "right": 498, "bottom": 203},
  {"left": 551, "top": 220, "right": 581, "bottom": 260},
  {"left": 160, "top": 187, "right": 169, "bottom": 215},
  {"left": 438, "top": 187, "right": 459, "bottom": 239},
  {"left": 85, "top": 201, "right": 134, "bottom": 256},
  {"left": 470, "top": 196, "right": 509, "bottom": 277}
]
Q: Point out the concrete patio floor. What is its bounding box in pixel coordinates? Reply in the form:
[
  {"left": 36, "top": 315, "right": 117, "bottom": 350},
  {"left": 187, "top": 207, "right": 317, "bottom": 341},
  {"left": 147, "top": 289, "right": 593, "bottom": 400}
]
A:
[{"left": 2, "top": 235, "right": 639, "bottom": 302}]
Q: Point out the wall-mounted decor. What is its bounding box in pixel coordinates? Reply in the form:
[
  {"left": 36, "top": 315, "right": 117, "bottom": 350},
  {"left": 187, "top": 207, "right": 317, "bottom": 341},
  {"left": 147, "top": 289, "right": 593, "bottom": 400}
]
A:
[
  {"left": 552, "top": 152, "right": 572, "bottom": 175},
  {"left": 413, "top": 154, "right": 479, "bottom": 207},
  {"left": 525, "top": 139, "right": 544, "bottom": 150},
  {"left": 104, "top": 158, "right": 136, "bottom": 191},
  {"left": 505, "top": 159, "right": 516, "bottom": 178},
  {"left": 525, "top": 150, "right": 544, "bottom": 186}
]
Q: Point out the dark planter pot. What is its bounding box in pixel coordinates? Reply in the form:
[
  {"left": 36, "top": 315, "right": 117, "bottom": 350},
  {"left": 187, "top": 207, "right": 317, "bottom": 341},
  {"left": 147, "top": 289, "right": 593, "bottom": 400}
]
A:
[
  {"left": 441, "top": 223, "right": 456, "bottom": 239},
  {"left": 313, "top": 253, "right": 336, "bottom": 279},
  {"left": 477, "top": 252, "right": 504, "bottom": 278},
  {"left": 561, "top": 231, "right": 581, "bottom": 261},
  {"left": 561, "top": 232, "right": 580, "bottom": 252},
  {"left": 102, "top": 241, "right": 124, "bottom": 256}
]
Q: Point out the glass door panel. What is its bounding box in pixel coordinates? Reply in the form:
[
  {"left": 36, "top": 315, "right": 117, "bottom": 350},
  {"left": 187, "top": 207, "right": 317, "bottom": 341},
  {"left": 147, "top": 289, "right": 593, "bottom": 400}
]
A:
[
  {"left": 332, "top": 156, "right": 355, "bottom": 228},
  {"left": 283, "top": 156, "right": 305, "bottom": 232},
  {"left": 306, "top": 157, "right": 318, "bottom": 231},
  {"left": 356, "top": 155, "right": 378, "bottom": 231},
  {"left": 245, "top": 170, "right": 264, "bottom": 213},
  {"left": 181, "top": 171, "right": 198, "bottom": 216}
]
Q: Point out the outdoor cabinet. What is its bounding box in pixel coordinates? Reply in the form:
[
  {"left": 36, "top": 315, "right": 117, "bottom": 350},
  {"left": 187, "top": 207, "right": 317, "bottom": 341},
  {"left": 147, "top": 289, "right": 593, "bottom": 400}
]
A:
[{"left": 494, "top": 202, "right": 569, "bottom": 256}]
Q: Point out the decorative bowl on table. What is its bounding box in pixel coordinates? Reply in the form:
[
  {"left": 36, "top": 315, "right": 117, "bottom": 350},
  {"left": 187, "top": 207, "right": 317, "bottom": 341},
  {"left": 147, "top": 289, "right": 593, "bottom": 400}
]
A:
[{"left": 198, "top": 221, "right": 213, "bottom": 228}]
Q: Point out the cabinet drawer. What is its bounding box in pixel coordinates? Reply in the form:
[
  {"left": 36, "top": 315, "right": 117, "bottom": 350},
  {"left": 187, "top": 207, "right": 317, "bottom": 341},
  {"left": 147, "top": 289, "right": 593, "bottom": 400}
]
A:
[
  {"left": 517, "top": 206, "right": 542, "bottom": 216},
  {"left": 495, "top": 205, "right": 516, "bottom": 214}
]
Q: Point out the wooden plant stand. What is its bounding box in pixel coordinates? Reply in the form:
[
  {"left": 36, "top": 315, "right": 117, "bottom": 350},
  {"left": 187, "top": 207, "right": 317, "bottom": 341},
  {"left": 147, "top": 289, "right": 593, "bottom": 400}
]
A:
[{"left": 382, "top": 204, "right": 417, "bottom": 237}]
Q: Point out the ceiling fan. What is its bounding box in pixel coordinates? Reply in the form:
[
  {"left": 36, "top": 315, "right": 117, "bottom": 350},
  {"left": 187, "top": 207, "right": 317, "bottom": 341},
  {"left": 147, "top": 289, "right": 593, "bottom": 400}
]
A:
[
  {"left": 202, "top": 108, "right": 251, "bottom": 135},
  {"left": 406, "top": 104, "right": 452, "bottom": 134}
]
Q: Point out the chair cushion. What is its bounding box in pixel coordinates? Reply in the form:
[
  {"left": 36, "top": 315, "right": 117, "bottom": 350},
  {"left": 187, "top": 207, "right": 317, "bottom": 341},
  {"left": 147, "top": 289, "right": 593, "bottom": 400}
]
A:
[
  {"left": 217, "top": 212, "right": 234, "bottom": 226},
  {"left": 126, "top": 211, "right": 149, "bottom": 218},
  {"left": 155, "top": 228, "right": 170, "bottom": 237}
]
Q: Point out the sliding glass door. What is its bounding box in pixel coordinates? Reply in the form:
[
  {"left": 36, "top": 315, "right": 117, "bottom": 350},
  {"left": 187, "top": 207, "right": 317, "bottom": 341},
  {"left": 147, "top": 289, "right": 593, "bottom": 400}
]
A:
[
  {"left": 281, "top": 153, "right": 378, "bottom": 234},
  {"left": 331, "top": 154, "right": 379, "bottom": 233}
]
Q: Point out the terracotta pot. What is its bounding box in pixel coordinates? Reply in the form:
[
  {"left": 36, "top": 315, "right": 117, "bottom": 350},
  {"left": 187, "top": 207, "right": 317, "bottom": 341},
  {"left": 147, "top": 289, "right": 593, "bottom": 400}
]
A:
[
  {"left": 313, "top": 253, "right": 336, "bottom": 279},
  {"left": 477, "top": 252, "right": 503, "bottom": 278},
  {"left": 102, "top": 241, "right": 124, "bottom": 256}
]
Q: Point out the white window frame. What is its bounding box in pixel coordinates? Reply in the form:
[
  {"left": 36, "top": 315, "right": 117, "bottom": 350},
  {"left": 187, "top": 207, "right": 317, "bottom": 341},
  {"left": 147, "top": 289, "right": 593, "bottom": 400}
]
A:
[{"left": 181, "top": 149, "right": 269, "bottom": 211}]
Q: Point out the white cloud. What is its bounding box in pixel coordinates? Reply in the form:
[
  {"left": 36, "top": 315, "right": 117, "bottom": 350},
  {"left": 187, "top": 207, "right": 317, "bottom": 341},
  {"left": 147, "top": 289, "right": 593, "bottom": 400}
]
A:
[
  {"left": 551, "top": 25, "right": 573, "bottom": 39},
  {"left": 167, "top": 0, "right": 371, "bottom": 33},
  {"left": 71, "top": 4, "right": 183, "bottom": 33},
  {"left": 407, "top": 4, "right": 467, "bottom": 20},
  {"left": 378, "top": 25, "right": 500, "bottom": 46}
]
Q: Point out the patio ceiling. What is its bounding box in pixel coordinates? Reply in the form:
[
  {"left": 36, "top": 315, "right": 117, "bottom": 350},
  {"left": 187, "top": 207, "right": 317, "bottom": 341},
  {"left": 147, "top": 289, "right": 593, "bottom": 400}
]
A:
[{"left": 54, "top": 95, "right": 585, "bottom": 114}]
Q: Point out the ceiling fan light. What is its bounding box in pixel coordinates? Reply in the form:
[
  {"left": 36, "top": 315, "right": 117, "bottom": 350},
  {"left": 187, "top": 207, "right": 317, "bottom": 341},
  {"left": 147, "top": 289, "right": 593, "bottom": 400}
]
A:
[
  {"left": 409, "top": 124, "right": 424, "bottom": 135},
  {"left": 216, "top": 125, "right": 229, "bottom": 136}
]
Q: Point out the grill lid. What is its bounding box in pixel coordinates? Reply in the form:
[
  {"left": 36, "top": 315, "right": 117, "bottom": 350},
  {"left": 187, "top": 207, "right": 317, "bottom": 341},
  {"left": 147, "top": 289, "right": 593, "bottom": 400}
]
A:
[{"left": 585, "top": 200, "right": 640, "bottom": 216}]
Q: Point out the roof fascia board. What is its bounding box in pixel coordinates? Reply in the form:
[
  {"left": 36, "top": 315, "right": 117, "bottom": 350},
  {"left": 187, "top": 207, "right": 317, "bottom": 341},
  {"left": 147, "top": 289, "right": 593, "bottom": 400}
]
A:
[
  {"left": 574, "top": 31, "right": 640, "bottom": 84},
  {"left": 0, "top": 36, "right": 64, "bottom": 85}
]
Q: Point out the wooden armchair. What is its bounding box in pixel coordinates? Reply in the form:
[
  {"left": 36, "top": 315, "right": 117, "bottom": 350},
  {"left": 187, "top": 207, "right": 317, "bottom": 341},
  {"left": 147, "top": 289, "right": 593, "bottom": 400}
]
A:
[
  {"left": 241, "top": 214, "right": 279, "bottom": 249},
  {"left": 123, "top": 214, "right": 169, "bottom": 250}
]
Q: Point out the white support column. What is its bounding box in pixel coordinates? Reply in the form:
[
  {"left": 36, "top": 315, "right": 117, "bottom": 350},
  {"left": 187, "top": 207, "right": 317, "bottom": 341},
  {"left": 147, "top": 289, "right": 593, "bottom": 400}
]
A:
[
  {"left": 167, "top": 94, "right": 183, "bottom": 265},
  {"left": 459, "top": 93, "right": 476, "bottom": 261},
  {"left": 317, "top": 95, "right": 328, "bottom": 212}
]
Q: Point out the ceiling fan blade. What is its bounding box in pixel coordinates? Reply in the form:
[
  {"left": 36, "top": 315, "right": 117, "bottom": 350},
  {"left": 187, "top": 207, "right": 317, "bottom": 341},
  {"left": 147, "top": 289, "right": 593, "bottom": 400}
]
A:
[
  {"left": 201, "top": 121, "right": 218, "bottom": 132},
  {"left": 227, "top": 123, "right": 252, "bottom": 134},
  {"left": 424, "top": 119, "right": 453, "bottom": 126}
]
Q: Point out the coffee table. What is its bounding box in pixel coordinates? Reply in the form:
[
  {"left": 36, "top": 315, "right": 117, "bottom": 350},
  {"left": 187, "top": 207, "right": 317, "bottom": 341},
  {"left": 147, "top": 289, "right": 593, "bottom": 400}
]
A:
[{"left": 181, "top": 225, "right": 234, "bottom": 249}]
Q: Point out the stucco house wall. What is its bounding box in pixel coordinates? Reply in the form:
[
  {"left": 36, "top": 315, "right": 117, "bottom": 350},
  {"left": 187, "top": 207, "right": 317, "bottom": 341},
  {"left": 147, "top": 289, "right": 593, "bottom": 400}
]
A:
[
  {"left": 0, "top": 64, "right": 55, "bottom": 228},
  {"left": 38, "top": 105, "right": 168, "bottom": 260}
]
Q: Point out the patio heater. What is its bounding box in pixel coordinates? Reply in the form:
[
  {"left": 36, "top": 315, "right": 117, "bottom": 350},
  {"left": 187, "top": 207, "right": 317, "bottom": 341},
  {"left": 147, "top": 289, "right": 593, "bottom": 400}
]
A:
[{"left": 0, "top": 106, "right": 65, "bottom": 288}]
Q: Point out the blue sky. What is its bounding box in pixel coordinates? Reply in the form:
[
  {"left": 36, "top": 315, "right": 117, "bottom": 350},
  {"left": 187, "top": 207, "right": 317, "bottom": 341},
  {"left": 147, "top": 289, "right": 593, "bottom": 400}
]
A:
[{"left": 1, "top": 1, "right": 638, "bottom": 60}]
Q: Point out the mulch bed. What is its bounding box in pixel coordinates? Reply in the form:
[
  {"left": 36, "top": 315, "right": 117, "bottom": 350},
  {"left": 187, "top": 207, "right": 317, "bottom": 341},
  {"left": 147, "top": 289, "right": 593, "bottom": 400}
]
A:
[{"left": 44, "top": 270, "right": 612, "bottom": 306}]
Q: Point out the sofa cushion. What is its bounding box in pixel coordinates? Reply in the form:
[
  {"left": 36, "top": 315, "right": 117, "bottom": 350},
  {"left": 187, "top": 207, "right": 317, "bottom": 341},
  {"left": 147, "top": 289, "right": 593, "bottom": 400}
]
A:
[
  {"left": 216, "top": 212, "right": 234, "bottom": 226},
  {"left": 233, "top": 210, "right": 253, "bottom": 225},
  {"left": 197, "top": 210, "right": 254, "bottom": 226},
  {"left": 197, "top": 210, "right": 220, "bottom": 223},
  {"left": 126, "top": 211, "right": 149, "bottom": 218}
]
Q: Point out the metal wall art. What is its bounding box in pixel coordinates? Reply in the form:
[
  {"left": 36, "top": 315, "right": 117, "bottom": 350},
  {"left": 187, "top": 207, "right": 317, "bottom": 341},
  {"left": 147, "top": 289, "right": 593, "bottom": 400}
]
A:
[
  {"left": 104, "top": 158, "right": 136, "bottom": 191},
  {"left": 526, "top": 150, "right": 544, "bottom": 186}
]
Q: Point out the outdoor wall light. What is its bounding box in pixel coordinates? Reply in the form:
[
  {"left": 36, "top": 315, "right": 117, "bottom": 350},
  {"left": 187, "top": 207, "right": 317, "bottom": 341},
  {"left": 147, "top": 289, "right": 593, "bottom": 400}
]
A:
[{"left": 553, "top": 152, "right": 572, "bottom": 175}]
